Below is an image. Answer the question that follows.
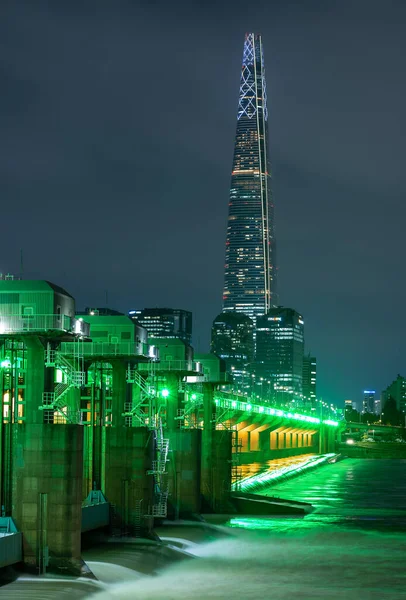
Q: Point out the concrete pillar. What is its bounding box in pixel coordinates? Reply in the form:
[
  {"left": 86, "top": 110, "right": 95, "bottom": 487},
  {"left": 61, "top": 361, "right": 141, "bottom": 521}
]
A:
[
  {"left": 164, "top": 373, "right": 180, "bottom": 432},
  {"left": 201, "top": 383, "right": 215, "bottom": 508},
  {"left": 111, "top": 361, "right": 126, "bottom": 427},
  {"left": 238, "top": 429, "right": 249, "bottom": 452},
  {"left": 259, "top": 428, "right": 271, "bottom": 451},
  {"left": 270, "top": 430, "right": 278, "bottom": 450},
  {"left": 166, "top": 429, "right": 202, "bottom": 518},
  {"left": 250, "top": 429, "right": 259, "bottom": 451},
  {"left": 24, "top": 337, "right": 45, "bottom": 424},
  {"left": 103, "top": 426, "right": 154, "bottom": 535},
  {"left": 11, "top": 424, "right": 83, "bottom": 574},
  {"left": 200, "top": 383, "right": 232, "bottom": 512}
]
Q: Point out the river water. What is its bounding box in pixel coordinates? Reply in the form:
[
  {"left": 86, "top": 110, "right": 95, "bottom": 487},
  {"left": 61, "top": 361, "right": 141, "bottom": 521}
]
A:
[
  {"left": 87, "top": 458, "right": 406, "bottom": 599},
  {"left": 2, "top": 458, "right": 406, "bottom": 599}
]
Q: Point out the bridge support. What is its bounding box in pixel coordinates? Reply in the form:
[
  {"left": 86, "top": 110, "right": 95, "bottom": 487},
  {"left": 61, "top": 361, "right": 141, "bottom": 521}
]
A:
[
  {"left": 11, "top": 423, "right": 84, "bottom": 575},
  {"left": 201, "top": 383, "right": 232, "bottom": 512},
  {"left": 102, "top": 426, "right": 154, "bottom": 535}
]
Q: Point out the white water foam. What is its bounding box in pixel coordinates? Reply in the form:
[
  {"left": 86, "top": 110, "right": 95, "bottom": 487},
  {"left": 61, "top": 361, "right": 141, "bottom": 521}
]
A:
[{"left": 86, "top": 527, "right": 406, "bottom": 599}]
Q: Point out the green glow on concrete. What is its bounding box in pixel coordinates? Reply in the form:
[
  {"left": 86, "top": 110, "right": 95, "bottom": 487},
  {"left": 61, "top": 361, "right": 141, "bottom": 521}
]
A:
[
  {"left": 323, "top": 419, "right": 339, "bottom": 426},
  {"left": 161, "top": 388, "right": 170, "bottom": 398},
  {"left": 232, "top": 453, "right": 337, "bottom": 493},
  {"left": 213, "top": 392, "right": 340, "bottom": 427},
  {"left": 228, "top": 518, "right": 277, "bottom": 530}
]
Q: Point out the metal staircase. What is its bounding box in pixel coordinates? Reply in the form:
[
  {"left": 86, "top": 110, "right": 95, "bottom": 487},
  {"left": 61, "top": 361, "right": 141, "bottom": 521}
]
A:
[
  {"left": 124, "top": 365, "right": 170, "bottom": 519},
  {"left": 231, "top": 430, "right": 243, "bottom": 491},
  {"left": 147, "top": 418, "right": 169, "bottom": 518},
  {"left": 123, "top": 367, "right": 155, "bottom": 426},
  {"left": 40, "top": 343, "right": 85, "bottom": 423}
]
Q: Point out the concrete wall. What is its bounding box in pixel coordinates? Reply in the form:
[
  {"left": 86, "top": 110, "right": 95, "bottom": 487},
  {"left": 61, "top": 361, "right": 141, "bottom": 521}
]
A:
[
  {"left": 201, "top": 429, "right": 233, "bottom": 513},
  {"left": 167, "top": 429, "right": 201, "bottom": 518},
  {"left": 103, "top": 427, "right": 154, "bottom": 535},
  {"left": 11, "top": 424, "right": 83, "bottom": 574}
]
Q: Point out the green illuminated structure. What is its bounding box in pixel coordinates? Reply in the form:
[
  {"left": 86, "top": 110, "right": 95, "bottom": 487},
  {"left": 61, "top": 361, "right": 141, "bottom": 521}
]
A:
[{"left": 0, "top": 279, "right": 344, "bottom": 574}]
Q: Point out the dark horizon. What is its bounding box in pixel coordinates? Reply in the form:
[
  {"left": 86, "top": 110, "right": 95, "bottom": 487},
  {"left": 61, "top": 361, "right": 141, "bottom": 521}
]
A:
[{"left": 1, "top": 0, "right": 406, "bottom": 408}]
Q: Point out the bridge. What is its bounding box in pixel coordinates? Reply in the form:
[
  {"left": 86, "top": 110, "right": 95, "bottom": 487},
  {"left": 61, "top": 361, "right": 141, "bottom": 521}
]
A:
[
  {"left": 344, "top": 421, "right": 402, "bottom": 436},
  {"left": 0, "top": 280, "right": 344, "bottom": 574}
]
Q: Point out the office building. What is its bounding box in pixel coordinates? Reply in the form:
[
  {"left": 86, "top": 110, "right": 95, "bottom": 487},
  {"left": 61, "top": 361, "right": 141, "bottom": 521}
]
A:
[
  {"left": 255, "top": 307, "right": 304, "bottom": 404},
  {"left": 129, "top": 308, "right": 192, "bottom": 345},
  {"left": 302, "top": 354, "right": 317, "bottom": 406},
  {"left": 222, "top": 33, "right": 277, "bottom": 323},
  {"left": 211, "top": 311, "right": 254, "bottom": 393},
  {"left": 362, "top": 390, "right": 375, "bottom": 414}
]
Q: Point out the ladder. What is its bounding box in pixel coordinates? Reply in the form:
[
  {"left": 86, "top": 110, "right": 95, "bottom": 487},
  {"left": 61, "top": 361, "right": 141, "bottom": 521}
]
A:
[{"left": 40, "top": 343, "right": 85, "bottom": 423}]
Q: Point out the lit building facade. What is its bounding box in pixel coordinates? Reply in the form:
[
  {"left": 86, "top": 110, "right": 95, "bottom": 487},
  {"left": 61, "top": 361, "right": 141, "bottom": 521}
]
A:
[
  {"left": 222, "top": 33, "right": 276, "bottom": 323},
  {"left": 128, "top": 308, "right": 192, "bottom": 345},
  {"left": 255, "top": 307, "right": 304, "bottom": 405},
  {"left": 302, "top": 354, "right": 317, "bottom": 407},
  {"left": 362, "top": 390, "right": 375, "bottom": 414},
  {"left": 211, "top": 311, "right": 254, "bottom": 394}
]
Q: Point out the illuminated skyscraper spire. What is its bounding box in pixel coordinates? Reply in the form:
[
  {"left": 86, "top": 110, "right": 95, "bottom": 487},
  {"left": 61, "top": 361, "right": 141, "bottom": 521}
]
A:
[{"left": 222, "top": 33, "right": 276, "bottom": 321}]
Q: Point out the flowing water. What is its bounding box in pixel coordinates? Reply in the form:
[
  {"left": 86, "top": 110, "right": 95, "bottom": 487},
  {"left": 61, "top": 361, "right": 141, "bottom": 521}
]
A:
[
  {"left": 2, "top": 458, "right": 406, "bottom": 599},
  {"left": 87, "top": 458, "right": 406, "bottom": 599}
]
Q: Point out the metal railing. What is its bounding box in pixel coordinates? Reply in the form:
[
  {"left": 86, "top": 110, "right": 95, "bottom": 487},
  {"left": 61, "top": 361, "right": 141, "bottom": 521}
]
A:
[
  {"left": 0, "top": 314, "right": 73, "bottom": 334},
  {"left": 60, "top": 340, "right": 150, "bottom": 358},
  {"left": 138, "top": 360, "right": 203, "bottom": 373},
  {"left": 213, "top": 391, "right": 335, "bottom": 426}
]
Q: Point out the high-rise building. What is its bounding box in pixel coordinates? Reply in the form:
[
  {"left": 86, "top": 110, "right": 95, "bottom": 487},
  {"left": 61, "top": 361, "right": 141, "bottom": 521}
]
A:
[
  {"left": 222, "top": 33, "right": 276, "bottom": 323},
  {"left": 381, "top": 375, "right": 406, "bottom": 414},
  {"left": 344, "top": 399, "right": 358, "bottom": 420},
  {"left": 255, "top": 307, "right": 304, "bottom": 404},
  {"left": 302, "top": 354, "right": 317, "bottom": 406},
  {"left": 128, "top": 308, "right": 192, "bottom": 345},
  {"left": 362, "top": 390, "right": 375, "bottom": 414},
  {"left": 344, "top": 399, "right": 357, "bottom": 411},
  {"left": 211, "top": 312, "right": 254, "bottom": 394}
]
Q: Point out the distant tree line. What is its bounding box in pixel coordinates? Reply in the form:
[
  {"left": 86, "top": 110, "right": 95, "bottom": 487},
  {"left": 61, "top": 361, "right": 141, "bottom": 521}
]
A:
[{"left": 345, "top": 395, "right": 404, "bottom": 427}]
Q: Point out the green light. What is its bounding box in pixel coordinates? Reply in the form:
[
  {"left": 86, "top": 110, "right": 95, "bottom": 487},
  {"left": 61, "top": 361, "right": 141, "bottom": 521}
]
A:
[
  {"left": 233, "top": 453, "right": 336, "bottom": 493},
  {"left": 228, "top": 518, "right": 276, "bottom": 531},
  {"left": 0, "top": 359, "right": 11, "bottom": 369},
  {"left": 323, "top": 419, "right": 339, "bottom": 427},
  {"left": 161, "top": 388, "right": 169, "bottom": 398},
  {"left": 246, "top": 404, "right": 252, "bottom": 411},
  {"left": 191, "top": 393, "right": 197, "bottom": 400}
]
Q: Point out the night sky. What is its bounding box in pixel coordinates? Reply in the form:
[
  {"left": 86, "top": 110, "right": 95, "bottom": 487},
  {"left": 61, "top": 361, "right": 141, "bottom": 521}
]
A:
[{"left": 1, "top": 0, "right": 406, "bottom": 408}]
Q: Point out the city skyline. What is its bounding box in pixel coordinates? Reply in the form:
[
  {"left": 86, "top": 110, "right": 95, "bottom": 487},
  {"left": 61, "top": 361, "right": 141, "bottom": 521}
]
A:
[
  {"left": 1, "top": 1, "right": 406, "bottom": 407},
  {"left": 222, "top": 33, "right": 276, "bottom": 320}
]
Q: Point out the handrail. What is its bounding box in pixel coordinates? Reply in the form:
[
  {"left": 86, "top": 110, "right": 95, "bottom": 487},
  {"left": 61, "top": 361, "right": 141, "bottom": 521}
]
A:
[
  {"left": 0, "top": 314, "right": 73, "bottom": 334},
  {"left": 60, "top": 341, "right": 150, "bottom": 357}
]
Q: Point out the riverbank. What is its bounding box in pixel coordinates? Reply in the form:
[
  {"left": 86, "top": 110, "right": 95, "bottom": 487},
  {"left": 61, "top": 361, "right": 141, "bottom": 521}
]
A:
[{"left": 340, "top": 442, "right": 406, "bottom": 458}]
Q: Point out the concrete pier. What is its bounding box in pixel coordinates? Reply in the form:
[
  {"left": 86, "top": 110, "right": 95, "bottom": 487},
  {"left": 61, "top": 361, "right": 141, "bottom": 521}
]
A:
[{"left": 11, "top": 424, "right": 84, "bottom": 574}]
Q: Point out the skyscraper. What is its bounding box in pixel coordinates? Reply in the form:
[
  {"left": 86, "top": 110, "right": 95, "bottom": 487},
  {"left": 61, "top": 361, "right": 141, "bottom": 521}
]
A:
[
  {"left": 211, "top": 311, "right": 254, "bottom": 393},
  {"left": 362, "top": 390, "right": 375, "bottom": 414},
  {"left": 128, "top": 308, "right": 192, "bottom": 345},
  {"left": 256, "top": 307, "right": 304, "bottom": 405},
  {"left": 302, "top": 354, "right": 317, "bottom": 407},
  {"left": 222, "top": 33, "right": 276, "bottom": 322}
]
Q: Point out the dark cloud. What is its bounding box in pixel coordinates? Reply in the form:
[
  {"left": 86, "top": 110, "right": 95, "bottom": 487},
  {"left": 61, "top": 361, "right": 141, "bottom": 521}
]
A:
[{"left": 1, "top": 0, "right": 406, "bottom": 407}]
